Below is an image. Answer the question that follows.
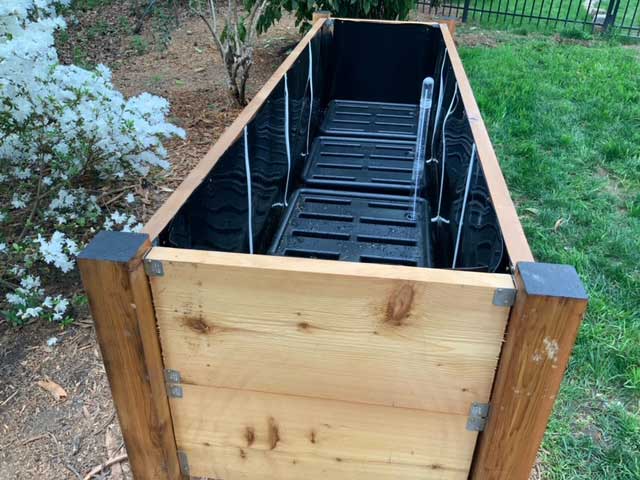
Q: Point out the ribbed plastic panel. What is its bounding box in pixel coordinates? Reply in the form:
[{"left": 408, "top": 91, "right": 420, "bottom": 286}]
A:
[
  {"left": 269, "top": 189, "right": 432, "bottom": 267},
  {"left": 320, "top": 100, "right": 418, "bottom": 140},
  {"left": 449, "top": 184, "right": 504, "bottom": 272},
  {"left": 302, "top": 136, "right": 418, "bottom": 194}
]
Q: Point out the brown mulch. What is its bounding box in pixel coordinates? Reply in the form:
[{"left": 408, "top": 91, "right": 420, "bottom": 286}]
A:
[{"left": 0, "top": 7, "right": 299, "bottom": 479}]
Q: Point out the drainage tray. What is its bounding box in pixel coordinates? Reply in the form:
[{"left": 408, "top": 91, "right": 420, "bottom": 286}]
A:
[
  {"left": 320, "top": 100, "right": 418, "bottom": 140},
  {"left": 269, "top": 189, "right": 432, "bottom": 267},
  {"left": 302, "top": 136, "right": 418, "bottom": 194}
]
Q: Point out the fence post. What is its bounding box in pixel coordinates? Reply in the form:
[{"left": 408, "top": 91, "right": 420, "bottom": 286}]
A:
[
  {"left": 602, "top": 0, "right": 621, "bottom": 31},
  {"left": 470, "top": 262, "right": 588, "bottom": 480},
  {"left": 78, "top": 231, "right": 183, "bottom": 480},
  {"left": 462, "top": 0, "right": 472, "bottom": 22}
]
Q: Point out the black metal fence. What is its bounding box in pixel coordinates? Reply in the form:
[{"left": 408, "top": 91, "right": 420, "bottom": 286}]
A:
[{"left": 419, "top": 0, "right": 640, "bottom": 37}]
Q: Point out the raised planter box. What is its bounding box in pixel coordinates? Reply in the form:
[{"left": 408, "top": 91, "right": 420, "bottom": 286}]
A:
[{"left": 79, "top": 18, "right": 588, "bottom": 480}]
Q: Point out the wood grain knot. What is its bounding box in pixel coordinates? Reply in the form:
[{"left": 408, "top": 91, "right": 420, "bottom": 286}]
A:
[
  {"left": 183, "top": 316, "right": 210, "bottom": 334},
  {"left": 268, "top": 417, "right": 280, "bottom": 450},
  {"left": 384, "top": 283, "right": 414, "bottom": 326},
  {"left": 244, "top": 426, "right": 255, "bottom": 447}
]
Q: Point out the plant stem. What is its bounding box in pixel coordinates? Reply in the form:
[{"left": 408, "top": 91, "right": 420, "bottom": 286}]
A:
[{"left": 16, "top": 168, "right": 45, "bottom": 243}]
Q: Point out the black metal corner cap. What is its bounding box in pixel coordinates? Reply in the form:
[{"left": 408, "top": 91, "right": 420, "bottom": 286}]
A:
[
  {"left": 78, "top": 231, "right": 150, "bottom": 263},
  {"left": 517, "top": 262, "right": 588, "bottom": 300}
]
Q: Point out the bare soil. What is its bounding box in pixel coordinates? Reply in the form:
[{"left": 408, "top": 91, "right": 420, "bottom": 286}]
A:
[{"left": 0, "top": 7, "right": 298, "bottom": 479}]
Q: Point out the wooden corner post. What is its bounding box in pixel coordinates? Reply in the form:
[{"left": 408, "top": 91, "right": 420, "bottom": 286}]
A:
[
  {"left": 470, "top": 262, "right": 588, "bottom": 479},
  {"left": 78, "top": 232, "right": 182, "bottom": 480}
]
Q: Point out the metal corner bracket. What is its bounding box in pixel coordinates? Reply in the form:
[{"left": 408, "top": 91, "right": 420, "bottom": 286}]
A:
[
  {"left": 165, "top": 368, "right": 182, "bottom": 398},
  {"left": 493, "top": 287, "right": 516, "bottom": 307},
  {"left": 167, "top": 384, "right": 183, "bottom": 399},
  {"left": 466, "top": 402, "right": 490, "bottom": 432},
  {"left": 177, "top": 450, "right": 190, "bottom": 476},
  {"left": 144, "top": 258, "right": 164, "bottom": 277},
  {"left": 165, "top": 369, "right": 181, "bottom": 384}
]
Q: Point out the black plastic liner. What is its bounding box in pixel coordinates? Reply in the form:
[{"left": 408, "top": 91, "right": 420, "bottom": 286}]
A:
[
  {"left": 163, "top": 27, "right": 331, "bottom": 253},
  {"left": 327, "top": 21, "right": 440, "bottom": 104},
  {"left": 319, "top": 100, "right": 418, "bottom": 140},
  {"left": 268, "top": 189, "right": 432, "bottom": 267},
  {"left": 302, "top": 136, "right": 416, "bottom": 194},
  {"left": 159, "top": 19, "right": 508, "bottom": 273},
  {"left": 425, "top": 61, "right": 506, "bottom": 272}
]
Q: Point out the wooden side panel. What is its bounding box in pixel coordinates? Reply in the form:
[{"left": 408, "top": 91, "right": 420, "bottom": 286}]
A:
[
  {"left": 172, "top": 385, "right": 473, "bottom": 480},
  {"left": 78, "top": 232, "right": 182, "bottom": 480},
  {"left": 147, "top": 247, "right": 514, "bottom": 479},
  {"left": 440, "top": 25, "right": 533, "bottom": 265},
  {"left": 471, "top": 262, "right": 588, "bottom": 480}
]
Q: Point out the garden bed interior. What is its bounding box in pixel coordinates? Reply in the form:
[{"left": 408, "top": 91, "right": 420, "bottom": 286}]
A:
[
  {"left": 155, "top": 19, "right": 509, "bottom": 273},
  {"left": 82, "top": 18, "right": 577, "bottom": 480}
]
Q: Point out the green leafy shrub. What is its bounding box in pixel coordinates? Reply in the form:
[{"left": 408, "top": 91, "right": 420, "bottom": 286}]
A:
[
  {"left": 131, "top": 34, "right": 149, "bottom": 54},
  {"left": 282, "top": 0, "right": 417, "bottom": 31},
  {"left": 560, "top": 27, "right": 593, "bottom": 40}
]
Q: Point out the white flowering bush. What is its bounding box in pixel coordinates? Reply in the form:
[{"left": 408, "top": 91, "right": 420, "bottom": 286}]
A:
[{"left": 0, "top": 0, "right": 185, "bottom": 326}]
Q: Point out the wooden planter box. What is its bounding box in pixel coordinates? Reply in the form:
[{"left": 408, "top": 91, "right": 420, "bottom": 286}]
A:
[{"left": 79, "top": 18, "right": 588, "bottom": 480}]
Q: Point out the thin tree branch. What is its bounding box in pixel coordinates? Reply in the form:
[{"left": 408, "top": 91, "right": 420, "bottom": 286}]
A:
[
  {"left": 247, "top": 0, "right": 268, "bottom": 44},
  {"left": 0, "top": 278, "right": 19, "bottom": 290},
  {"left": 208, "top": 0, "right": 218, "bottom": 34},
  {"left": 17, "top": 168, "right": 45, "bottom": 243},
  {"left": 82, "top": 454, "right": 128, "bottom": 480},
  {"left": 193, "top": 4, "right": 226, "bottom": 62}
]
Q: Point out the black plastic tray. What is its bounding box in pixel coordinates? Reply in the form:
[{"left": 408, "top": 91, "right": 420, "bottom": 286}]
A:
[
  {"left": 320, "top": 100, "right": 418, "bottom": 140},
  {"left": 302, "top": 136, "right": 419, "bottom": 194},
  {"left": 269, "top": 189, "right": 432, "bottom": 267}
]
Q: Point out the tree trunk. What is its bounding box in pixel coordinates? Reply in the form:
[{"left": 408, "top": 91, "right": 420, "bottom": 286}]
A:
[{"left": 238, "top": 61, "right": 252, "bottom": 106}]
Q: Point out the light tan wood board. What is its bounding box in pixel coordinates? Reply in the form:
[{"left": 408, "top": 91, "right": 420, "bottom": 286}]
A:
[
  {"left": 147, "top": 248, "right": 513, "bottom": 479},
  {"left": 172, "top": 384, "right": 475, "bottom": 480}
]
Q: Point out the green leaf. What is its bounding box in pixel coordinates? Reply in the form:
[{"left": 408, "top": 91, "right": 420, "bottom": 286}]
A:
[{"left": 238, "top": 19, "right": 247, "bottom": 43}]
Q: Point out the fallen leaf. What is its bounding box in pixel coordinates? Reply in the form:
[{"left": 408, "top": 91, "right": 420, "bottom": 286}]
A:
[
  {"left": 37, "top": 379, "right": 67, "bottom": 401},
  {"left": 553, "top": 218, "right": 566, "bottom": 231}
]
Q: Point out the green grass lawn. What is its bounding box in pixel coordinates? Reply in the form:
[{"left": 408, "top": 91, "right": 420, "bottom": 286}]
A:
[
  {"left": 465, "top": 0, "right": 589, "bottom": 28},
  {"left": 460, "top": 37, "right": 640, "bottom": 479},
  {"left": 427, "top": 0, "right": 640, "bottom": 34}
]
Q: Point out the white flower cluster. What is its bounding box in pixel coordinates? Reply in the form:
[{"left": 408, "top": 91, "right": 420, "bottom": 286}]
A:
[
  {"left": 45, "top": 188, "right": 101, "bottom": 225},
  {"left": 0, "top": 2, "right": 185, "bottom": 182},
  {"left": 0, "top": 0, "right": 185, "bottom": 325},
  {"left": 5, "top": 274, "right": 70, "bottom": 323},
  {"left": 103, "top": 210, "right": 143, "bottom": 232},
  {"left": 36, "top": 231, "right": 79, "bottom": 273}
]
